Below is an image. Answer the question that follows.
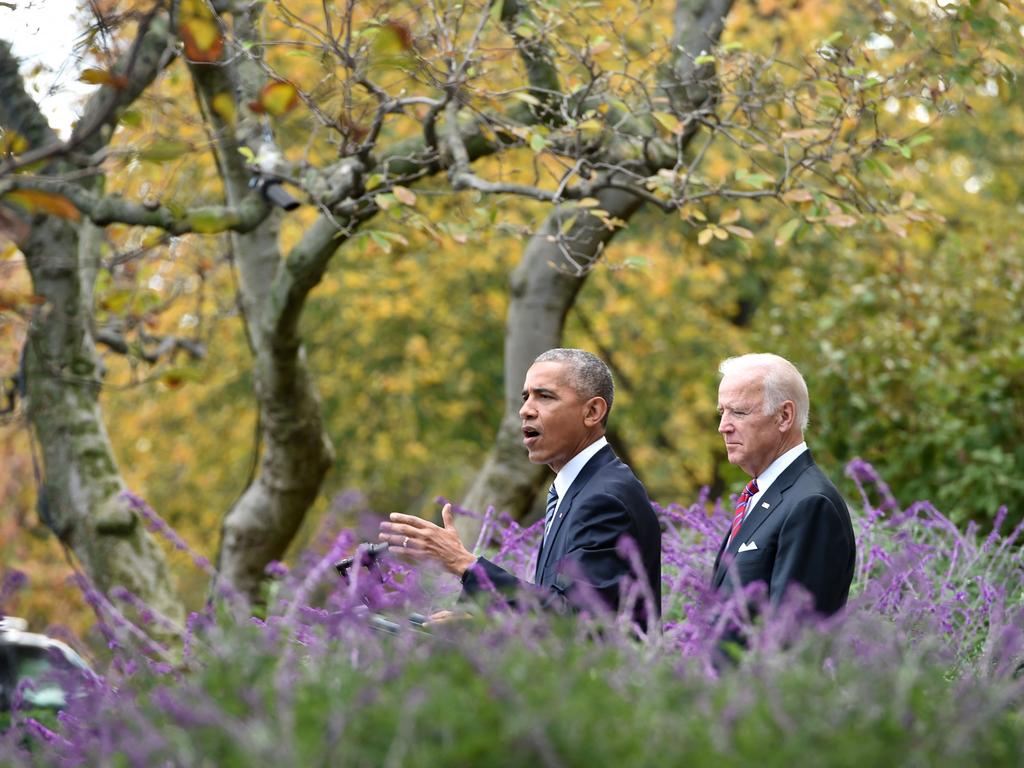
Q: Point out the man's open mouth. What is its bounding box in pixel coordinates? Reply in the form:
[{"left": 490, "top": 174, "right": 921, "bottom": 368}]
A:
[{"left": 522, "top": 426, "right": 540, "bottom": 446}]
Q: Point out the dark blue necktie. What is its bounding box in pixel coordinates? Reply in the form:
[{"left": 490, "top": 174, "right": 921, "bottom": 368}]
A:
[{"left": 543, "top": 484, "right": 559, "bottom": 542}]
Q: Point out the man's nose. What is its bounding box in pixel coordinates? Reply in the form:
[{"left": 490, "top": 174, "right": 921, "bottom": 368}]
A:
[
  {"left": 519, "top": 399, "right": 533, "bottom": 419},
  {"left": 718, "top": 414, "right": 730, "bottom": 433}
]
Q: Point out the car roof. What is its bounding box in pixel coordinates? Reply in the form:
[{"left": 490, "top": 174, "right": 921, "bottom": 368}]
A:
[{"left": 0, "top": 617, "right": 93, "bottom": 671}]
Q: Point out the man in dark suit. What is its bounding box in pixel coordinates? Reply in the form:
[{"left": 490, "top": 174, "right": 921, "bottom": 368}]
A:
[
  {"left": 380, "top": 349, "right": 661, "bottom": 627},
  {"left": 712, "top": 353, "right": 855, "bottom": 616}
]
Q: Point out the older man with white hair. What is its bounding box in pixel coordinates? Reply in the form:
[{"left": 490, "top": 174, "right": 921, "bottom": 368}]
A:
[{"left": 711, "top": 353, "right": 855, "bottom": 616}]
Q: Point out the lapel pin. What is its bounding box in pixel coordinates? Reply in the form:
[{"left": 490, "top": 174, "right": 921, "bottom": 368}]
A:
[{"left": 761, "top": 502, "right": 771, "bottom": 508}]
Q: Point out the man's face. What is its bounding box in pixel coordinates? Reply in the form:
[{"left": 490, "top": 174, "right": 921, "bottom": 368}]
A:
[
  {"left": 717, "top": 369, "right": 787, "bottom": 477},
  {"left": 519, "top": 361, "right": 599, "bottom": 472}
]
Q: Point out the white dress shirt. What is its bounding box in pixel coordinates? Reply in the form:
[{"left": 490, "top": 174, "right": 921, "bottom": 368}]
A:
[
  {"left": 551, "top": 436, "right": 608, "bottom": 515},
  {"left": 745, "top": 441, "right": 808, "bottom": 521}
]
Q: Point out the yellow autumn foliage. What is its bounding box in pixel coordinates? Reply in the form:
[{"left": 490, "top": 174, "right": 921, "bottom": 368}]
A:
[{"left": 2, "top": 0, "right": 1023, "bottom": 635}]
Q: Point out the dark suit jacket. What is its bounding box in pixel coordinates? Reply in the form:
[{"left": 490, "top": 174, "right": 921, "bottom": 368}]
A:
[
  {"left": 462, "top": 445, "right": 661, "bottom": 627},
  {"left": 712, "top": 451, "right": 855, "bottom": 616}
]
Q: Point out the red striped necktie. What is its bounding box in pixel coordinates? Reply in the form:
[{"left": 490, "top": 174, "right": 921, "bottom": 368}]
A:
[{"left": 727, "top": 479, "right": 758, "bottom": 546}]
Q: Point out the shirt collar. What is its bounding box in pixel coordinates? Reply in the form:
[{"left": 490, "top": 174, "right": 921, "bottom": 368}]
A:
[
  {"left": 753, "top": 441, "right": 808, "bottom": 497},
  {"left": 553, "top": 436, "right": 608, "bottom": 501}
]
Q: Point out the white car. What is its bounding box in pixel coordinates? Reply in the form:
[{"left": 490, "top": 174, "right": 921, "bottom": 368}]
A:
[{"left": 0, "top": 616, "right": 95, "bottom": 711}]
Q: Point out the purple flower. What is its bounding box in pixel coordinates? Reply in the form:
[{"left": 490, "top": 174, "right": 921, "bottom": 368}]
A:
[{"left": 265, "top": 560, "right": 290, "bottom": 578}]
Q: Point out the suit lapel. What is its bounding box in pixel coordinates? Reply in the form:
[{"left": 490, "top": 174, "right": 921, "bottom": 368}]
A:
[
  {"left": 712, "top": 532, "right": 730, "bottom": 587},
  {"left": 534, "top": 445, "right": 616, "bottom": 583},
  {"left": 712, "top": 450, "right": 815, "bottom": 587}
]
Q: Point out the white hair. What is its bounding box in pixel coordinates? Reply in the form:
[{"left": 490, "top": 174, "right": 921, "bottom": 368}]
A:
[{"left": 718, "top": 353, "right": 809, "bottom": 431}]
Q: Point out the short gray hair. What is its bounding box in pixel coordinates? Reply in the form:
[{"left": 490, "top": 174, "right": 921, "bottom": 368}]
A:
[
  {"left": 718, "top": 353, "right": 809, "bottom": 431},
  {"left": 535, "top": 348, "right": 614, "bottom": 424}
]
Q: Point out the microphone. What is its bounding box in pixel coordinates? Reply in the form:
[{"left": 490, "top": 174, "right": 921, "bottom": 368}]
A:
[
  {"left": 334, "top": 542, "right": 390, "bottom": 578},
  {"left": 249, "top": 175, "right": 301, "bottom": 211}
]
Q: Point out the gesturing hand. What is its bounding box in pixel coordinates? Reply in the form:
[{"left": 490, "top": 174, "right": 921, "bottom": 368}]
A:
[{"left": 378, "top": 503, "right": 477, "bottom": 577}]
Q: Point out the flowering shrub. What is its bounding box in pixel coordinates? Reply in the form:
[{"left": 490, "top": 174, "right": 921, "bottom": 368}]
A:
[{"left": 1, "top": 461, "right": 1022, "bottom": 766}]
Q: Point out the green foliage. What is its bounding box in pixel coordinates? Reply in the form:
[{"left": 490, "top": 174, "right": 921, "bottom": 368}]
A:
[
  {"left": 755, "top": 29, "right": 1024, "bottom": 525},
  {"left": 289, "top": 189, "right": 531, "bottom": 514},
  {"left": 125, "top": 621, "right": 1016, "bottom": 767},
  {"left": 779, "top": 239, "right": 1024, "bottom": 525},
  {"left": 4, "top": 0, "right": 1024, "bottom": 631}
]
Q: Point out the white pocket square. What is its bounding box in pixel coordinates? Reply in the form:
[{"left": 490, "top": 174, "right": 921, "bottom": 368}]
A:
[{"left": 737, "top": 541, "right": 758, "bottom": 553}]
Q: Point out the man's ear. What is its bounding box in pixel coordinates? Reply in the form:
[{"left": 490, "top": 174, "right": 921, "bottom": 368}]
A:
[
  {"left": 777, "top": 400, "right": 796, "bottom": 431},
  {"left": 583, "top": 396, "right": 609, "bottom": 427}
]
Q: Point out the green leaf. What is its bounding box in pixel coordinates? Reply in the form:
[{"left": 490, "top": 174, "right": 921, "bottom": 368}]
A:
[
  {"left": 529, "top": 132, "right": 548, "bottom": 153},
  {"left": 736, "top": 168, "right": 773, "bottom": 188},
  {"left": 139, "top": 139, "right": 192, "bottom": 163},
  {"left": 369, "top": 230, "right": 392, "bottom": 253},
  {"left": 725, "top": 225, "right": 754, "bottom": 239},
  {"left": 120, "top": 110, "right": 142, "bottom": 128},
  {"left": 489, "top": 0, "right": 504, "bottom": 24},
  {"left": 865, "top": 157, "right": 895, "bottom": 179},
  {"left": 651, "top": 111, "right": 681, "bottom": 135},
  {"left": 98, "top": 288, "right": 134, "bottom": 313},
  {"left": 774, "top": 217, "right": 801, "bottom": 247},
  {"left": 188, "top": 210, "right": 231, "bottom": 234},
  {"left": 512, "top": 92, "right": 542, "bottom": 107}
]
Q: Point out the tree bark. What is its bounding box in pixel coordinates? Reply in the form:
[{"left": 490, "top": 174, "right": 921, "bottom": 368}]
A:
[
  {"left": 184, "top": 9, "right": 339, "bottom": 601},
  {"left": 20, "top": 215, "right": 183, "bottom": 627},
  {"left": 1, "top": 27, "right": 183, "bottom": 628}
]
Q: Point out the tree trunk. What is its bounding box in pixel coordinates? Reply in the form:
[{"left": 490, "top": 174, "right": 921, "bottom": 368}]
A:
[
  {"left": 1, "top": 35, "right": 183, "bottom": 628},
  {"left": 186, "top": 42, "right": 338, "bottom": 601},
  {"left": 215, "top": 340, "right": 334, "bottom": 600},
  {"left": 460, "top": 188, "right": 645, "bottom": 528},
  {"left": 210, "top": 215, "right": 337, "bottom": 602},
  {"left": 21, "top": 217, "right": 184, "bottom": 627}
]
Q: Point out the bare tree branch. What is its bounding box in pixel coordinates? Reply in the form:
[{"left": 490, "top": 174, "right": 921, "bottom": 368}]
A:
[
  {"left": 0, "top": 174, "right": 271, "bottom": 234},
  {"left": 95, "top": 327, "right": 206, "bottom": 363},
  {"left": 0, "top": 8, "right": 176, "bottom": 176}
]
